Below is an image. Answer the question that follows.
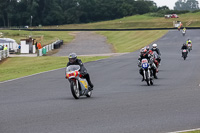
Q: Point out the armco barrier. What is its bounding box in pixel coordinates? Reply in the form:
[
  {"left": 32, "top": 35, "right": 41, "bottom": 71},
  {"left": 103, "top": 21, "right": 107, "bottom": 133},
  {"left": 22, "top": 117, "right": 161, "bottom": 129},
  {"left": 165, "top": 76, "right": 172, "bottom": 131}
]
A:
[{"left": 0, "top": 50, "right": 9, "bottom": 61}]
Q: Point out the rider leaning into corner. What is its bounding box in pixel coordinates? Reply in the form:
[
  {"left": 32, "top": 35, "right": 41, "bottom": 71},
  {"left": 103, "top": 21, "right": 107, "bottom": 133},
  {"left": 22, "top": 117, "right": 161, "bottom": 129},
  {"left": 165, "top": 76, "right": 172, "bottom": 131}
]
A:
[
  {"left": 151, "top": 43, "right": 161, "bottom": 63},
  {"left": 66, "top": 53, "right": 94, "bottom": 90}
]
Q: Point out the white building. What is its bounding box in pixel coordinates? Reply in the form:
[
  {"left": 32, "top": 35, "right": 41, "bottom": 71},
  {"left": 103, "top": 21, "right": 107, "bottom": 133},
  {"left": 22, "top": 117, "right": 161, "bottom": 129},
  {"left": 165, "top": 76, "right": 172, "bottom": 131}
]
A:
[{"left": 0, "top": 38, "right": 19, "bottom": 52}]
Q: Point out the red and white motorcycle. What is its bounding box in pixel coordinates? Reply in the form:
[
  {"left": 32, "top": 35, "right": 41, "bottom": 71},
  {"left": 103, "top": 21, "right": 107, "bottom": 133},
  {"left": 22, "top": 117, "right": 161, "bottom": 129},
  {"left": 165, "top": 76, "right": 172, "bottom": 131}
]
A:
[{"left": 66, "top": 65, "right": 92, "bottom": 99}]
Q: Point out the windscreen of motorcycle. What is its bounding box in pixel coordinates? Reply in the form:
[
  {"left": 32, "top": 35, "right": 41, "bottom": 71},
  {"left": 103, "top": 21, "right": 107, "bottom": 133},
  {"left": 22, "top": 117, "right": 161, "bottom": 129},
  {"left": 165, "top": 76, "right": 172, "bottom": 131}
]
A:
[{"left": 66, "top": 65, "right": 80, "bottom": 73}]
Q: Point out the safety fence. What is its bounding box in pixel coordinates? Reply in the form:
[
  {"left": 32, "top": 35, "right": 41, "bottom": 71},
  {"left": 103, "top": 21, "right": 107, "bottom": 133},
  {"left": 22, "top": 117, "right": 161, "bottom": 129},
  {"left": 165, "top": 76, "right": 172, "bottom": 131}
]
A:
[
  {"left": 0, "top": 50, "right": 9, "bottom": 61},
  {"left": 38, "top": 40, "right": 63, "bottom": 56}
]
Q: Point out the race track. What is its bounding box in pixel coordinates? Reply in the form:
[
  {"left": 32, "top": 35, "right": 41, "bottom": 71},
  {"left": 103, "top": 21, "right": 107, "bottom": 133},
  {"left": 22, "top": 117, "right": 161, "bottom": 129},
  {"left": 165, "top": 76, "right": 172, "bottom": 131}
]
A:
[{"left": 1, "top": 30, "right": 200, "bottom": 133}]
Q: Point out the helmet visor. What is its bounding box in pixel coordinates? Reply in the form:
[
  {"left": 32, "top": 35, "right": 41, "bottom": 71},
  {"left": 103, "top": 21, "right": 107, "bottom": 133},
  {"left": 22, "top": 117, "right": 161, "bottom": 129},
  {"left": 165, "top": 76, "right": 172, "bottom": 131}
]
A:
[{"left": 69, "top": 58, "right": 76, "bottom": 63}]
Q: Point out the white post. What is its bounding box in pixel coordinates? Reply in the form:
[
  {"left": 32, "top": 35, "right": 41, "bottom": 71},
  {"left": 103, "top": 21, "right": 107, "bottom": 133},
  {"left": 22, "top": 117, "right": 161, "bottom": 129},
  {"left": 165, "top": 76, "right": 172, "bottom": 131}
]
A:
[
  {"left": 52, "top": 43, "right": 54, "bottom": 50},
  {"left": 39, "top": 49, "right": 43, "bottom": 56},
  {"left": 46, "top": 46, "right": 48, "bottom": 52},
  {"left": 32, "top": 45, "right": 36, "bottom": 53},
  {"left": 0, "top": 51, "right": 2, "bottom": 61},
  {"left": 3, "top": 50, "right": 5, "bottom": 58},
  {"left": 7, "top": 49, "right": 9, "bottom": 57},
  {"left": 48, "top": 44, "right": 51, "bottom": 51}
]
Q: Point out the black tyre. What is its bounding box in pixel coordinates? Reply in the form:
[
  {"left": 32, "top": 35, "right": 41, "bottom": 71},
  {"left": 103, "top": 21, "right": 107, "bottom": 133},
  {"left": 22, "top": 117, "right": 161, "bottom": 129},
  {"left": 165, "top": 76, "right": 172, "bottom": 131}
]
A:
[
  {"left": 150, "top": 79, "right": 153, "bottom": 85},
  {"left": 86, "top": 90, "right": 92, "bottom": 97},
  {"left": 145, "top": 71, "right": 150, "bottom": 86},
  {"left": 70, "top": 81, "right": 80, "bottom": 99}
]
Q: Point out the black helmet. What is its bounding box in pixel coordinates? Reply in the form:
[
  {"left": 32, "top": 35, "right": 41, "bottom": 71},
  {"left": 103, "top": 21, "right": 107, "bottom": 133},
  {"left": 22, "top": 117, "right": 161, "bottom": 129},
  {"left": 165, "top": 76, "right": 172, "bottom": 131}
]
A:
[
  {"left": 68, "top": 53, "right": 77, "bottom": 63},
  {"left": 183, "top": 43, "right": 186, "bottom": 46}
]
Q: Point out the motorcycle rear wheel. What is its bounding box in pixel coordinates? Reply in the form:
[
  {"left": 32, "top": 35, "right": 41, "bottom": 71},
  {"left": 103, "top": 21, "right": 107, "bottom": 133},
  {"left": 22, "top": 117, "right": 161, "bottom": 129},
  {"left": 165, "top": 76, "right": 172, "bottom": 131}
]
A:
[
  {"left": 70, "top": 81, "right": 80, "bottom": 99},
  {"left": 86, "top": 90, "right": 92, "bottom": 97}
]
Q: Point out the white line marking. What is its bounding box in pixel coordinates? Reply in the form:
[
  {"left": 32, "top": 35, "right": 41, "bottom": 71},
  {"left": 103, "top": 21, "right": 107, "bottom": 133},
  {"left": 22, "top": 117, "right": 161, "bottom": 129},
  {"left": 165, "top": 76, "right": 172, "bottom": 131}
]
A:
[
  {"left": 0, "top": 67, "right": 65, "bottom": 84},
  {"left": 168, "top": 128, "right": 200, "bottom": 133}
]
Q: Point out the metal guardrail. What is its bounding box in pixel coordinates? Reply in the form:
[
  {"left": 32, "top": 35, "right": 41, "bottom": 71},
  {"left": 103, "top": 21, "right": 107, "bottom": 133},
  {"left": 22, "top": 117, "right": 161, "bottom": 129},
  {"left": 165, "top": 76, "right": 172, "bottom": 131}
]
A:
[{"left": 0, "top": 50, "right": 9, "bottom": 61}]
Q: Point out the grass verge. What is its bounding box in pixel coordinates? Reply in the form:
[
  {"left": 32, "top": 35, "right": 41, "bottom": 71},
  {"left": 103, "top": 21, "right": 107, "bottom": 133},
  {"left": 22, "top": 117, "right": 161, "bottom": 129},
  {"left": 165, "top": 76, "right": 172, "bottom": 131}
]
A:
[
  {"left": 40, "top": 12, "right": 200, "bottom": 29},
  {"left": 182, "top": 130, "right": 200, "bottom": 133},
  {"left": 96, "top": 30, "right": 168, "bottom": 53},
  {"left": 0, "top": 56, "right": 109, "bottom": 82}
]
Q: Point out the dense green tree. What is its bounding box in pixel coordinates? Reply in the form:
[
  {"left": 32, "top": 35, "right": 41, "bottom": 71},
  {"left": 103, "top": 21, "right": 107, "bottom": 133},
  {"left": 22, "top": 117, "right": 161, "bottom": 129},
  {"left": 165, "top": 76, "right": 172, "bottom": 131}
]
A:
[
  {"left": 174, "top": 0, "right": 199, "bottom": 10},
  {"left": 0, "top": 0, "right": 164, "bottom": 27}
]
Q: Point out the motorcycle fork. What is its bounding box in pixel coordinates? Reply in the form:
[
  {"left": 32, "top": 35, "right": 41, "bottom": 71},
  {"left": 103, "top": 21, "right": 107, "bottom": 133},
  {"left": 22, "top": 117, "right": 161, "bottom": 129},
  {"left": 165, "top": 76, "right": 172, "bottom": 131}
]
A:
[{"left": 143, "top": 70, "right": 146, "bottom": 80}]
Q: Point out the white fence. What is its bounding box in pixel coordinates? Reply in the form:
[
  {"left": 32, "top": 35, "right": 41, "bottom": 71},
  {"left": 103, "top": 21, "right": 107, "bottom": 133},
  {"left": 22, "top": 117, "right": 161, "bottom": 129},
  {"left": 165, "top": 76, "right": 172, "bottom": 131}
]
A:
[
  {"left": 0, "top": 50, "right": 9, "bottom": 61},
  {"left": 38, "top": 40, "right": 60, "bottom": 56}
]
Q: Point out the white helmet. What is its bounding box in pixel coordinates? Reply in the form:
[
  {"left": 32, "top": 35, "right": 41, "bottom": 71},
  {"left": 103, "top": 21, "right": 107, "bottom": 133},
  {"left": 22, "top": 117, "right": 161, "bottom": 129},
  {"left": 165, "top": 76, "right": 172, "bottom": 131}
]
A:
[{"left": 152, "top": 43, "right": 157, "bottom": 48}]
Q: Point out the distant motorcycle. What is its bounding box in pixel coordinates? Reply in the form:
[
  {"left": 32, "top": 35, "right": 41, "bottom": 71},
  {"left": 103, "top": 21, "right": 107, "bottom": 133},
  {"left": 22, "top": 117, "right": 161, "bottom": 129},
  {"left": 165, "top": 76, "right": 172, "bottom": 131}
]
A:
[
  {"left": 141, "top": 59, "right": 153, "bottom": 86},
  {"left": 187, "top": 43, "right": 192, "bottom": 52},
  {"left": 66, "top": 65, "right": 92, "bottom": 99},
  {"left": 182, "top": 30, "right": 186, "bottom": 36},
  {"left": 182, "top": 49, "right": 188, "bottom": 60}
]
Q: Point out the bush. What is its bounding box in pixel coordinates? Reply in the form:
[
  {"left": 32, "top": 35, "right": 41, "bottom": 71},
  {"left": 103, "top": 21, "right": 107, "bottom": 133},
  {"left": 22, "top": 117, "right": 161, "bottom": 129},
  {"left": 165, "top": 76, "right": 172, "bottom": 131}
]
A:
[{"left": 192, "top": 9, "right": 200, "bottom": 13}]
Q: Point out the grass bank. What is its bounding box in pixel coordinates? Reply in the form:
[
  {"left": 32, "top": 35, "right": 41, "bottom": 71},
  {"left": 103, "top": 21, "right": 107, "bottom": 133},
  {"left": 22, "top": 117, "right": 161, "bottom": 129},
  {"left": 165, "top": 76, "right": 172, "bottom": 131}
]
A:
[
  {"left": 0, "top": 56, "right": 109, "bottom": 82},
  {"left": 40, "top": 12, "right": 200, "bottom": 29},
  {"left": 182, "top": 130, "right": 200, "bottom": 133},
  {"left": 97, "top": 30, "right": 168, "bottom": 53},
  {"left": 0, "top": 30, "right": 75, "bottom": 46}
]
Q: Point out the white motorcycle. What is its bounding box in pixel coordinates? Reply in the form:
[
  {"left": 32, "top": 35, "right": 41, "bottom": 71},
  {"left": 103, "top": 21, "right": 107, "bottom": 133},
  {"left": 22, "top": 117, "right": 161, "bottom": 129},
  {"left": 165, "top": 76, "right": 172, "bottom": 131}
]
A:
[
  {"left": 182, "top": 30, "right": 186, "bottom": 36},
  {"left": 66, "top": 65, "right": 92, "bottom": 99},
  {"left": 141, "top": 58, "right": 153, "bottom": 86}
]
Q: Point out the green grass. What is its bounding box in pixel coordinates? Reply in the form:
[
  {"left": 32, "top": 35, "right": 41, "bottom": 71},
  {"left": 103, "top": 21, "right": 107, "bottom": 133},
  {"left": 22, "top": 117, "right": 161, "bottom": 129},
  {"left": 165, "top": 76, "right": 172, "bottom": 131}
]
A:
[
  {"left": 182, "top": 130, "right": 200, "bottom": 133},
  {"left": 96, "top": 30, "right": 168, "bottom": 53},
  {"left": 0, "top": 56, "right": 109, "bottom": 82},
  {"left": 0, "top": 30, "right": 75, "bottom": 46},
  {"left": 39, "top": 12, "right": 200, "bottom": 29}
]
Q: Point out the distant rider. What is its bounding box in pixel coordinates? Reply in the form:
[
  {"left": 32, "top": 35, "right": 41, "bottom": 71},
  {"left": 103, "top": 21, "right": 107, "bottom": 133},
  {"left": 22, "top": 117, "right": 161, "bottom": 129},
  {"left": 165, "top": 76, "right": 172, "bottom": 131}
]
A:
[
  {"left": 66, "top": 53, "right": 94, "bottom": 90},
  {"left": 186, "top": 39, "right": 192, "bottom": 49},
  {"left": 183, "top": 27, "right": 186, "bottom": 32},
  {"left": 181, "top": 43, "right": 188, "bottom": 57},
  {"left": 151, "top": 44, "right": 161, "bottom": 63}
]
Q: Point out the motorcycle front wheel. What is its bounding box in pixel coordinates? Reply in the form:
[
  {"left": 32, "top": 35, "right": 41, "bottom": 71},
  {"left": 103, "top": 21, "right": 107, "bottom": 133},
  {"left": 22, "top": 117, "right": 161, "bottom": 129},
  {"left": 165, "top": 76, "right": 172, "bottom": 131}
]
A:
[
  {"left": 70, "top": 81, "right": 80, "bottom": 99},
  {"left": 145, "top": 70, "right": 151, "bottom": 86}
]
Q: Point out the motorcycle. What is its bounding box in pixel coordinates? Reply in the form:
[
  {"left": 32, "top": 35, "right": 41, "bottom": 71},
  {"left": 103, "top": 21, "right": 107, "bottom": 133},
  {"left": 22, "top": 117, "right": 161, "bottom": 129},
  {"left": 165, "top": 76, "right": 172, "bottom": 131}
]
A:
[
  {"left": 66, "top": 65, "right": 92, "bottom": 99},
  {"left": 141, "top": 59, "right": 153, "bottom": 86},
  {"left": 187, "top": 43, "right": 192, "bottom": 52},
  {"left": 152, "top": 51, "right": 160, "bottom": 68},
  {"left": 182, "top": 49, "right": 188, "bottom": 60},
  {"left": 182, "top": 30, "right": 186, "bottom": 36}
]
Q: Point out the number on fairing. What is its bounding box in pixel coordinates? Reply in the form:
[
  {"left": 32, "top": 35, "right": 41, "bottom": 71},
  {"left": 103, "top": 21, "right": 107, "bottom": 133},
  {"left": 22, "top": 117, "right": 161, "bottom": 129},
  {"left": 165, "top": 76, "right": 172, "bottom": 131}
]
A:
[{"left": 142, "top": 63, "right": 148, "bottom": 68}]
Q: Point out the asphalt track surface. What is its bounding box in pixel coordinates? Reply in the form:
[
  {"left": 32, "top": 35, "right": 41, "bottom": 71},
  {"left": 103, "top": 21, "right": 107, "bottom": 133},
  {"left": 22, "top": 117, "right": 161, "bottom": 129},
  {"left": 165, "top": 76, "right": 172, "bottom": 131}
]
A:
[{"left": 1, "top": 30, "right": 200, "bottom": 133}]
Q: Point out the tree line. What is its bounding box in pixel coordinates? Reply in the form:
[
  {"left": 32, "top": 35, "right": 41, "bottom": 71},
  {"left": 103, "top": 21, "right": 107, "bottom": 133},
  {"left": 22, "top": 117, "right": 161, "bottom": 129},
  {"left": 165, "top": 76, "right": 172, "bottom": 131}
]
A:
[
  {"left": 0, "top": 0, "right": 159, "bottom": 27},
  {"left": 0, "top": 0, "right": 199, "bottom": 27},
  {"left": 174, "top": 0, "right": 199, "bottom": 11}
]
